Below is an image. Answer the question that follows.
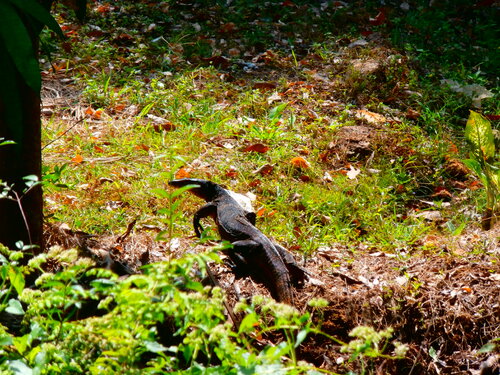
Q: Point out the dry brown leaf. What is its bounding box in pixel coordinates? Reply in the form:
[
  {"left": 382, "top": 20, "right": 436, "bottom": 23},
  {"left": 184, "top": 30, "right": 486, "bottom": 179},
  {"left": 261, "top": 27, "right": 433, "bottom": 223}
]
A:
[
  {"left": 253, "top": 82, "right": 277, "bottom": 91},
  {"left": 241, "top": 143, "right": 269, "bottom": 153},
  {"left": 356, "top": 109, "right": 388, "bottom": 125},
  {"left": 253, "top": 164, "right": 274, "bottom": 176}
]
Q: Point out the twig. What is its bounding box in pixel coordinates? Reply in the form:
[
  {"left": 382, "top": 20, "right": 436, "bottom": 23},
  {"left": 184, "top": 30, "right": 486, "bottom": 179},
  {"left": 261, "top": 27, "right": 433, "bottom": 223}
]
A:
[
  {"left": 42, "top": 115, "right": 86, "bottom": 151},
  {"left": 204, "top": 262, "right": 240, "bottom": 330}
]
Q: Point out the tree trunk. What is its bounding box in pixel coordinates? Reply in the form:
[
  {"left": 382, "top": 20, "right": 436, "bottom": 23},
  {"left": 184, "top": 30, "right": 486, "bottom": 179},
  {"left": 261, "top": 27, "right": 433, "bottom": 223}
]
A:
[
  {"left": 0, "top": 74, "right": 43, "bottom": 253},
  {"left": 0, "top": 0, "right": 49, "bottom": 253}
]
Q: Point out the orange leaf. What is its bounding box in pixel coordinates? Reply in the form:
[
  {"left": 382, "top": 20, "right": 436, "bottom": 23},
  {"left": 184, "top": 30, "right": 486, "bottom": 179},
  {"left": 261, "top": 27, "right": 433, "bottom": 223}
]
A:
[
  {"left": 175, "top": 167, "right": 191, "bottom": 179},
  {"left": 462, "top": 287, "right": 472, "bottom": 293},
  {"left": 92, "top": 110, "right": 102, "bottom": 119},
  {"left": 290, "top": 156, "right": 310, "bottom": 169},
  {"left": 241, "top": 143, "right": 269, "bottom": 153},
  {"left": 94, "top": 145, "right": 104, "bottom": 153},
  {"left": 113, "top": 103, "right": 127, "bottom": 113},
  {"left": 85, "top": 107, "right": 94, "bottom": 115},
  {"left": 72, "top": 154, "right": 84, "bottom": 164},
  {"left": 135, "top": 144, "right": 150, "bottom": 151},
  {"left": 256, "top": 207, "right": 266, "bottom": 217}
]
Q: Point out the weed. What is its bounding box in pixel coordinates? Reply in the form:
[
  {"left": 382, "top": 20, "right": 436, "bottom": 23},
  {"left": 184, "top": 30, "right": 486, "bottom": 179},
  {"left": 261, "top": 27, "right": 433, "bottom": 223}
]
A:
[{"left": 463, "top": 111, "right": 499, "bottom": 229}]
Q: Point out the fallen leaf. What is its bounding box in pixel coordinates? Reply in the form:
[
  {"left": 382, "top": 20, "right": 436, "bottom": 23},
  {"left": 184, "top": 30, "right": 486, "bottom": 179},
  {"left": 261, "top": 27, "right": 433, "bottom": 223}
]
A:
[
  {"left": 323, "top": 171, "right": 333, "bottom": 182},
  {"left": 92, "top": 110, "right": 102, "bottom": 119},
  {"left": 267, "top": 92, "right": 282, "bottom": 104},
  {"left": 253, "top": 164, "right": 274, "bottom": 176},
  {"left": 219, "top": 22, "right": 237, "bottom": 33},
  {"left": 98, "top": 177, "right": 113, "bottom": 184},
  {"left": 94, "top": 145, "right": 104, "bottom": 153},
  {"left": 369, "top": 10, "right": 386, "bottom": 26},
  {"left": 253, "top": 82, "right": 277, "bottom": 91},
  {"left": 484, "top": 114, "right": 500, "bottom": 121},
  {"left": 135, "top": 144, "right": 150, "bottom": 151},
  {"left": 249, "top": 179, "right": 261, "bottom": 187},
  {"left": 256, "top": 207, "right": 266, "bottom": 217},
  {"left": 290, "top": 156, "right": 310, "bottom": 169},
  {"left": 356, "top": 109, "right": 388, "bottom": 124},
  {"left": 293, "top": 226, "right": 302, "bottom": 238},
  {"left": 175, "top": 167, "right": 190, "bottom": 179},
  {"left": 147, "top": 114, "right": 176, "bottom": 131},
  {"left": 241, "top": 143, "right": 269, "bottom": 153},
  {"left": 72, "top": 154, "right": 84, "bottom": 164},
  {"left": 405, "top": 108, "right": 421, "bottom": 119},
  {"left": 201, "top": 55, "right": 230, "bottom": 68},
  {"left": 225, "top": 168, "right": 238, "bottom": 178},
  {"left": 413, "top": 210, "right": 442, "bottom": 222},
  {"left": 346, "top": 165, "right": 361, "bottom": 179}
]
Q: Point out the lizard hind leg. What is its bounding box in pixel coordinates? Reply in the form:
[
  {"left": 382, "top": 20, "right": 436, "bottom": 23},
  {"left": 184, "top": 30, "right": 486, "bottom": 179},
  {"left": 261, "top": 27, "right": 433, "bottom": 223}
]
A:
[{"left": 231, "top": 239, "right": 293, "bottom": 304}]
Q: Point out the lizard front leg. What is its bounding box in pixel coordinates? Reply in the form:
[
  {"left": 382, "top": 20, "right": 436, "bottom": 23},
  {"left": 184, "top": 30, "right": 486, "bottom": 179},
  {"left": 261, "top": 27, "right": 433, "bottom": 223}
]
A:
[{"left": 193, "top": 203, "right": 217, "bottom": 237}]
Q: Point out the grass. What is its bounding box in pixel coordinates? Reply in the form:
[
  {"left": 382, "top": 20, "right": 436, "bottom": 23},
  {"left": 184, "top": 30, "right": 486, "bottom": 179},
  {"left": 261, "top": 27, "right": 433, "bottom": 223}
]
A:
[{"left": 40, "top": 0, "right": 499, "bottom": 255}]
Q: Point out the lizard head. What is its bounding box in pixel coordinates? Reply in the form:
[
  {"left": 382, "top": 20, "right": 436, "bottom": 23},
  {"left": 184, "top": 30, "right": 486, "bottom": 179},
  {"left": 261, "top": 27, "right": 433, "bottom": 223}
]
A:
[{"left": 168, "top": 178, "right": 222, "bottom": 201}]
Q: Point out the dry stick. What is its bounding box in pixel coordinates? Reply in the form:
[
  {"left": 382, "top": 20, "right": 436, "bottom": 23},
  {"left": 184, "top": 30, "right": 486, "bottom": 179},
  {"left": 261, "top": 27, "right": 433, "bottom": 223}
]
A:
[
  {"left": 13, "top": 191, "right": 32, "bottom": 246},
  {"left": 41, "top": 115, "right": 86, "bottom": 151},
  {"left": 204, "top": 262, "right": 240, "bottom": 330},
  {"left": 117, "top": 218, "right": 137, "bottom": 243}
]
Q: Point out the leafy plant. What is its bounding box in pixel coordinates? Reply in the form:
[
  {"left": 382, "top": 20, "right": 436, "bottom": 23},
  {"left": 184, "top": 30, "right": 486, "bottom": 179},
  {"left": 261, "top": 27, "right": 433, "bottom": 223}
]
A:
[
  {"left": 340, "top": 326, "right": 408, "bottom": 375},
  {"left": 462, "top": 111, "right": 499, "bottom": 229}
]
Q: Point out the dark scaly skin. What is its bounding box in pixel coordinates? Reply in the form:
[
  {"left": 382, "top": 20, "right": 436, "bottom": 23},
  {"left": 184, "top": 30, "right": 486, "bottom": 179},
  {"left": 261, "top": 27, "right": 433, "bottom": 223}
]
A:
[{"left": 169, "top": 178, "right": 295, "bottom": 304}]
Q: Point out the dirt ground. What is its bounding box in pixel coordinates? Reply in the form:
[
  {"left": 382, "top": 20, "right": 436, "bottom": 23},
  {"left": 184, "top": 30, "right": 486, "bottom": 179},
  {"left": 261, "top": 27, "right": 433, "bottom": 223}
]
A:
[{"left": 45, "top": 220, "right": 499, "bottom": 375}]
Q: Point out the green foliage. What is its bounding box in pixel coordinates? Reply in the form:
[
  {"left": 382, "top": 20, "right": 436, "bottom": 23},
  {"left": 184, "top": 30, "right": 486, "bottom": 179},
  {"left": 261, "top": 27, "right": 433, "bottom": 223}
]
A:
[
  {"left": 340, "top": 326, "right": 408, "bottom": 375},
  {"left": 0, "top": 246, "right": 337, "bottom": 374},
  {"left": 463, "top": 111, "right": 499, "bottom": 228}
]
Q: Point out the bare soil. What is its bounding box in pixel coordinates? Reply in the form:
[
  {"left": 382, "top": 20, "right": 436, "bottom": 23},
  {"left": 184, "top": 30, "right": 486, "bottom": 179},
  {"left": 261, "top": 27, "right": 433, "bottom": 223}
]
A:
[{"left": 45, "top": 221, "right": 499, "bottom": 375}]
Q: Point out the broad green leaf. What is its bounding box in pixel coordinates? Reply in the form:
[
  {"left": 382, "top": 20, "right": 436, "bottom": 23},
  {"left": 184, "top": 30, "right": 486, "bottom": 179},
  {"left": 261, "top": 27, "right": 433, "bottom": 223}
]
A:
[
  {"left": 151, "top": 188, "right": 170, "bottom": 198},
  {"left": 8, "top": 266, "right": 25, "bottom": 295},
  {"left": 478, "top": 342, "right": 496, "bottom": 354},
  {"left": 5, "top": 298, "right": 24, "bottom": 315},
  {"left": 144, "top": 340, "right": 168, "bottom": 353},
  {"left": 7, "top": 0, "right": 64, "bottom": 37},
  {"left": 238, "top": 312, "right": 258, "bottom": 334},
  {"left": 7, "top": 359, "right": 33, "bottom": 375},
  {"left": 171, "top": 184, "right": 201, "bottom": 198},
  {"left": 269, "top": 102, "right": 287, "bottom": 119},
  {"left": 0, "top": 139, "right": 16, "bottom": 146},
  {"left": 465, "top": 111, "right": 495, "bottom": 160},
  {"left": 295, "top": 329, "right": 308, "bottom": 348},
  {"left": 0, "top": 1, "right": 41, "bottom": 92},
  {"left": 0, "top": 334, "right": 13, "bottom": 346},
  {"left": 462, "top": 159, "right": 487, "bottom": 185}
]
